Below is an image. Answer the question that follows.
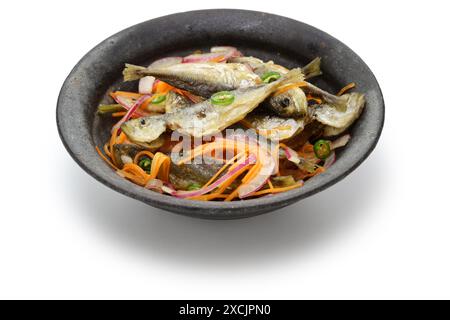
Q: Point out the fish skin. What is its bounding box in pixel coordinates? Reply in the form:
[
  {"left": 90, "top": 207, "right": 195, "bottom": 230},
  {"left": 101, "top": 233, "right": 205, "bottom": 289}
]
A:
[
  {"left": 121, "top": 69, "right": 304, "bottom": 143},
  {"left": 164, "top": 91, "right": 192, "bottom": 114},
  {"left": 123, "top": 62, "right": 260, "bottom": 97}
]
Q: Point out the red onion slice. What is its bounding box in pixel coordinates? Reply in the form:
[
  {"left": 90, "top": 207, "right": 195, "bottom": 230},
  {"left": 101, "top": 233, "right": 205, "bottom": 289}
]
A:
[
  {"left": 149, "top": 57, "right": 182, "bottom": 68},
  {"left": 112, "top": 95, "right": 147, "bottom": 117},
  {"left": 145, "top": 179, "right": 164, "bottom": 193},
  {"left": 111, "top": 94, "right": 150, "bottom": 134},
  {"left": 331, "top": 134, "right": 351, "bottom": 150},
  {"left": 183, "top": 47, "right": 242, "bottom": 63},
  {"left": 323, "top": 151, "right": 336, "bottom": 169},
  {"left": 138, "top": 76, "right": 155, "bottom": 94}
]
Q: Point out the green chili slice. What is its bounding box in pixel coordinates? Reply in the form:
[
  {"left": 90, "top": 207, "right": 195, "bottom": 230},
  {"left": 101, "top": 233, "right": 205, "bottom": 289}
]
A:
[
  {"left": 152, "top": 94, "right": 166, "bottom": 104},
  {"left": 187, "top": 183, "right": 202, "bottom": 191},
  {"left": 313, "top": 140, "right": 331, "bottom": 160},
  {"left": 261, "top": 71, "right": 281, "bottom": 83},
  {"left": 211, "top": 91, "right": 235, "bottom": 106},
  {"left": 138, "top": 157, "right": 152, "bottom": 173}
]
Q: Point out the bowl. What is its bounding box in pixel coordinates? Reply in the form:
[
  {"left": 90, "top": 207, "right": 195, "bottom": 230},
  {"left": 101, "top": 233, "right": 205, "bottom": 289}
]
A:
[{"left": 57, "top": 9, "right": 384, "bottom": 219}]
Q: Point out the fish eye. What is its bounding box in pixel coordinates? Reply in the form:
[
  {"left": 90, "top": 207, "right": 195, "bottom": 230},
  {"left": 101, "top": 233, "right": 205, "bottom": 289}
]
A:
[
  {"left": 140, "top": 119, "right": 146, "bottom": 125},
  {"left": 280, "top": 98, "right": 290, "bottom": 108}
]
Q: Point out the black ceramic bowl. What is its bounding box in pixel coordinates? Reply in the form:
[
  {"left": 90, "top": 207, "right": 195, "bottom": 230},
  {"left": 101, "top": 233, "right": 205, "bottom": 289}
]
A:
[{"left": 57, "top": 9, "right": 384, "bottom": 219}]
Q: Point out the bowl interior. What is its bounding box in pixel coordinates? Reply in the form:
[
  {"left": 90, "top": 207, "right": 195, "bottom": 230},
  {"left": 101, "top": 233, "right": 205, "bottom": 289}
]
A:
[{"left": 57, "top": 10, "right": 384, "bottom": 219}]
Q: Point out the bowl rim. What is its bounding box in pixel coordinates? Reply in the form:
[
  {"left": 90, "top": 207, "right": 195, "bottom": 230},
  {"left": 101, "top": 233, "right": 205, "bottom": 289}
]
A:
[{"left": 56, "top": 9, "right": 384, "bottom": 218}]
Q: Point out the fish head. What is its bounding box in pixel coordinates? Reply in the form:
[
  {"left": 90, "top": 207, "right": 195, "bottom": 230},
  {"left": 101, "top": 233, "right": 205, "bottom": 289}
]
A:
[
  {"left": 121, "top": 116, "right": 167, "bottom": 143},
  {"left": 269, "top": 88, "right": 308, "bottom": 118}
]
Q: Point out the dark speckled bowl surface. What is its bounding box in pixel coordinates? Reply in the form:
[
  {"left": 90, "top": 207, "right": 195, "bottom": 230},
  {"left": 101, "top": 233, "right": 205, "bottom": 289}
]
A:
[{"left": 57, "top": 9, "right": 384, "bottom": 219}]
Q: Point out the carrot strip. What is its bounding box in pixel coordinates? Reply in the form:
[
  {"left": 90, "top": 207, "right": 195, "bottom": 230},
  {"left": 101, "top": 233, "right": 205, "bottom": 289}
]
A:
[
  {"left": 110, "top": 91, "right": 143, "bottom": 99},
  {"left": 250, "top": 183, "right": 303, "bottom": 196},
  {"left": 133, "top": 150, "right": 155, "bottom": 163},
  {"left": 307, "top": 94, "right": 322, "bottom": 104},
  {"left": 337, "top": 82, "right": 356, "bottom": 96},
  {"left": 273, "top": 82, "right": 307, "bottom": 97},
  {"left": 112, "top": 111, "right": 127, "bottom": 117},
  {"left": 96, "top": 146, "right": 118, "bottom": 169},
  {"left": 202, "top": 152, "right": 245, "bottom": 189}
]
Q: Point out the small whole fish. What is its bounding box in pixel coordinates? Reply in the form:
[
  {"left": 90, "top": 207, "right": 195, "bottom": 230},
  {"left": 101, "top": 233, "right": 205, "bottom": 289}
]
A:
[
  {"left": 123, "top": 62, "right": 260, "bottom": 97},
  {"left": 121, "top": 69, "right": 304, "bottom": 143},
  {"left": 244, "top": 112, "right": 306, "bottom": 141},
  {"left": 169, "top": 157, "right": 225, "bottom": 190},
  {"left": 312, "top": 92, "right": 365, "bottom": 136},
  {"left": 230, "top": 57, "right": 322, "bottom": 118}
]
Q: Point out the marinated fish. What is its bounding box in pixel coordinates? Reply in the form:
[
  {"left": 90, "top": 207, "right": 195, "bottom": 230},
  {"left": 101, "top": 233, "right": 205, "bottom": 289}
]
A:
[
  {"left": 312, "top": 92, "right": 365, "bottom": 136},
  {"left": 164, "top": 91, "right": 192, "bottom": 114},
  {"left": 243, "top": 112, "right": 306, "bottom": 141},
  {"left": 112, "top": 143, "right": 144, "bottom": 168},
  {"left": 169, "top": 157, "right": 225, "bottom": 190},
  {"left": 123, "top": 62, "right": 260, "bottom": 97},
  {"left": 122, "top": 68, "right": 304, "bottom": 143},
  {"left": 231, "top": 56, "right": 321, "bottom": 118}
]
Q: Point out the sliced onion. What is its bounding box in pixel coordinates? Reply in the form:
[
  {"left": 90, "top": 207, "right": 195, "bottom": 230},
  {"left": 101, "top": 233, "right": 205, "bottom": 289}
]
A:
[
  {"left": 112, "top": 95, "right": 147, "bottom": 117},
  {"left": 183, "top": 47, "right": 242, "bottom": 63},
  {"left": 238, "top": 150, "right": 275, "bottom": 199},
  {"left": 331, "top": 134, "right": 351, "bottom": 150},
  {"left": 210, "top": 46, "right": 243, "bottom": 56},
  {"left": 138, "top": 76, "right": 155, "bottom": 94},
  {"left": 111, "top": 94, "right": 150, "bottom": 134},
  {"left": 163, "top": 154, "right": 257, "bottom": 199},
  {"left": 323, "top": 151, "right": 336, "bottom": 169},
  {"left": 281, "top": 145, "right": 301, "bottom": 164},
  {"left": 145, "top": 179, "right": 164, "bottom": 193},
  {"left": 149, "top": 57, "right": 182, "bottom": 68}
]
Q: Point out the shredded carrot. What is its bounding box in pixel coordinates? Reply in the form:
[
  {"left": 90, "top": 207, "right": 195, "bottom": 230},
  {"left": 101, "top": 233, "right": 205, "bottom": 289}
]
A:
[
  {"left": 112, "top": 111, "right": 127, "bottom": 117},
  {"left": 148, "top": 152, "right": 171, "bottom": 181},
  {"left": 202, "top": 152, "right": 245, "bottom": 189},
  {"left": 268, "top": 179, "right": 274, "bottom": 190},
  {"left": 209, "top": 55, "right": 225, "bottom": 63},
  {"left": 133, "top": 150, "right": 155, "bottom": 163},
  {"left": 273, "top": 81, "right": 307, "bottom": 97},
  {"left": 96, "top": 146, "right": 118, "bottom": 169},
  {"left": 154, "top": 81, "right": 174, "bottom": 94},
  {"left": 103, "top": 143, "right": 112, "bottom": 157},
  {"left": 110, "top": 91, "right": 143, "bottom": 99},
  {"left": 307, "top": 94, "right": 322, "bottom": 104},
  {"left": 337, "top": 82, "right": 356, "bottom": 96},
  {"left": 250, "top": 183, "right": 303, "bottom": 196}
]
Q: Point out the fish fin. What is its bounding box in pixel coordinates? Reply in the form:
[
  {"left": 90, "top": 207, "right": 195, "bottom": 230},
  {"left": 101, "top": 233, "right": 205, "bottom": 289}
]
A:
[
  {"left": 302, "top": 57, "right": 322, "bottom": 79},
  {"left": 123, "top": 64, "right": 147, "bottom": 81},
  {"left": 278, "top": 68, "right": 305, "bottom": 86}
]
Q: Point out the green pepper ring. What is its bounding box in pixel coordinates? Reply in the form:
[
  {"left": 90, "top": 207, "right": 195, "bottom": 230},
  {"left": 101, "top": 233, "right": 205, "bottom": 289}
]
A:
[
  {"left": 313, "top": 139, "right": 331, "bottom": 160},
  {"left": 211, "top": 91, "right": 235, "bottom": 106}
]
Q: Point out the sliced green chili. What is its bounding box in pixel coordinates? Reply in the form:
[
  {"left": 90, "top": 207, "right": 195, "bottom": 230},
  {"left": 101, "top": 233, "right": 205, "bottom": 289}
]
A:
[
  {"left": 211, "top": 91, "right": 235, "bottom": 106},
  {"left": 138, "top": 157, "right": 152, "bottom": 173},
  {"left": 261, "top": 71, "right": 281, "bottom": 83},
  {"left": 152, "top": 94, "right": 166, "bottom": 104},
  {"left": 313, "top": 139, "right": 331, "bottom": 160},
  {"left": 187, "top": 183, "right": 202, "bottom": 191}
]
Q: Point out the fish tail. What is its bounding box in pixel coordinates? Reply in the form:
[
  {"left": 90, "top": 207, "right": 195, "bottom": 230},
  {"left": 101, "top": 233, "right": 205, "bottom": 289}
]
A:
[
  {"left": 302, "top": 57, "right": 322, "bottom": 79},
  {"left": 123, "top": 64, "right": 148, "bottom": 81}
]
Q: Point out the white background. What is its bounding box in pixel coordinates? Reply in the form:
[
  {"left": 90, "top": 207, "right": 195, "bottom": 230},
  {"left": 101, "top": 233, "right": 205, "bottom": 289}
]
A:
[{"left": 1, "top": 0, "right": 449, "bottom": 299}]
